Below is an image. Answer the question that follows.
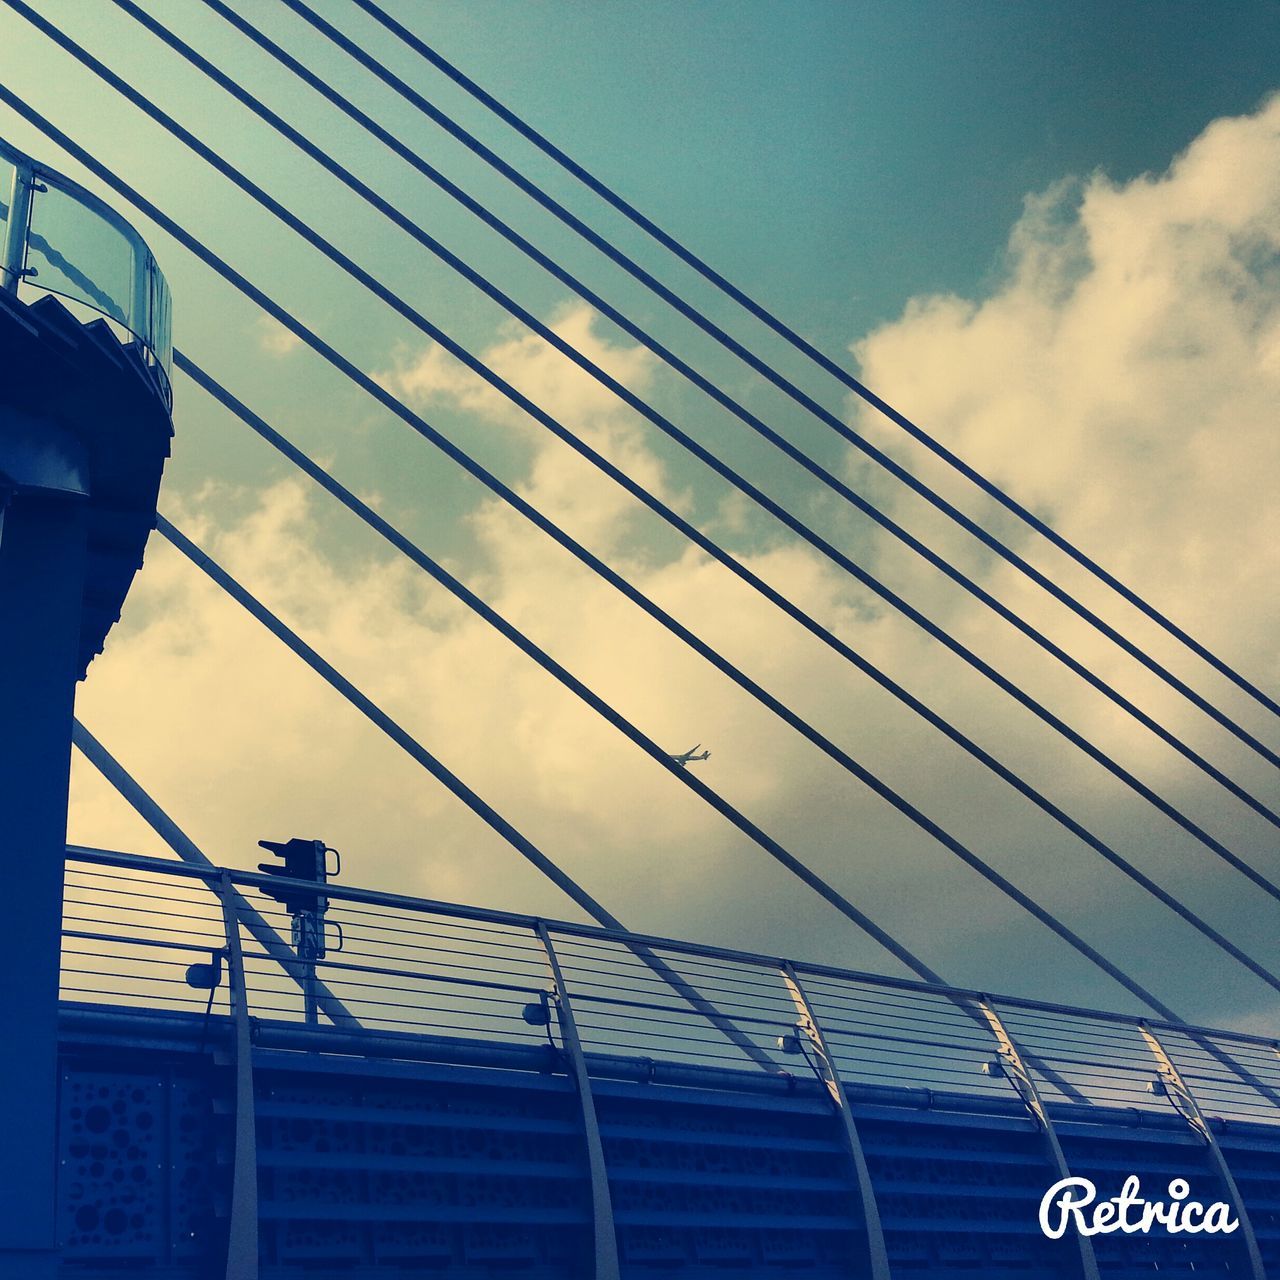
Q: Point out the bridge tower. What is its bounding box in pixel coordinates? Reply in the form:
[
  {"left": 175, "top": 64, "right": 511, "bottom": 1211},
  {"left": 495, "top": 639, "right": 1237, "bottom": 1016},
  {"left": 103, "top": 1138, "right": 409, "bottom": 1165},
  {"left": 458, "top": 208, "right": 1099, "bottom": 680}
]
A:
[{"left": 0, "top": 139, "right": 172, "bottom": 1280}]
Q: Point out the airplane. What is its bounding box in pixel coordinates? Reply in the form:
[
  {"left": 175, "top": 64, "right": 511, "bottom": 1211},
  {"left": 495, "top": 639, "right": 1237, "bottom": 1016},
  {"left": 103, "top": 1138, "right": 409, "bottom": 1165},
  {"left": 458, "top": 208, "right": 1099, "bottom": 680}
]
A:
[{"left": 671, "top": 744, "right": 711, "bottom": 766}]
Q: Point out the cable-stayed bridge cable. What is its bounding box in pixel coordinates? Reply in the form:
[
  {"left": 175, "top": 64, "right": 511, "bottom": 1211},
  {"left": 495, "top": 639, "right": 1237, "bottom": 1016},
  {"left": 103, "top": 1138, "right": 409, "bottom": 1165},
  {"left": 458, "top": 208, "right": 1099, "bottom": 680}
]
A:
[
  {"left": 154, "top": 512, "right": 1167, "bottom": 1104},
  {"left": 159, "top": 516, "right": 626, "bottom": 931},
  {"left": 154, "top": 511, "right": 974, "bottom": 1071},
  {"left": 156, "top": 513, "right": 939, "bottom": 978},
  {"left": 0, "top": 67, "right": 1266, "bottom": 1118},
  {"left": 343, "top": 0, "right": 1280, "bottom": 721},
  {"left": 143, "top": 525, "right": 1280, "bottom": 1107},
  {"left": 160, "top": 0, "right": 1280, "bottom": 822},
  {"left": 22, "top": 1, "right": 1280, "bottom": 861},
  {"left": 7, "top": 83, "right": 1276, "bottom": 921},
  {"left": 280, "top": 0, "right": 1280, "bottom": 747},
  {"left": 153, "top": 514, "right": 789, "bottom": 1071},
  {"left": 176, "top": 348, "right": 1280, "bottom": 1003}
]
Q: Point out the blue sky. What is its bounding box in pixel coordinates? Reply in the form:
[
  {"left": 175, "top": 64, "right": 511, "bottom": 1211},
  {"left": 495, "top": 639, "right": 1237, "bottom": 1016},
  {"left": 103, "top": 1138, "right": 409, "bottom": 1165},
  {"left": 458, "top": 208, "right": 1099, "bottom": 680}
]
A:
[
  {"left": 393, "top": 0, "right": 1280, "bottom": 338},
  {"left": 4, "top": 1, "right": 1279, "bottom": 1027},
  {"left": 5, "top": 0, "right": 1277, "bottom": 529}
]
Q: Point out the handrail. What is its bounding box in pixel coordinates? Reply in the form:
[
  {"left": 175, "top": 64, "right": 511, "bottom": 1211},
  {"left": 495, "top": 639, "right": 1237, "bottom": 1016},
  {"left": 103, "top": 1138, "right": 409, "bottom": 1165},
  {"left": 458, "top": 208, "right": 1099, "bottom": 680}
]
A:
[{"left": 63, "top": 842, "right": 1280, "bottom": 1060}]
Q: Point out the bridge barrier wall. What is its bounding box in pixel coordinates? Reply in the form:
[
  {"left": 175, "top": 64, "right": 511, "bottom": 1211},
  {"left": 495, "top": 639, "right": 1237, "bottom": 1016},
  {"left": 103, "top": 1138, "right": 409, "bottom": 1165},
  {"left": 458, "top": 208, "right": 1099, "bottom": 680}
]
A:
[{"left": 54, "top": 847, "right": 1280, "bottom": 1277}]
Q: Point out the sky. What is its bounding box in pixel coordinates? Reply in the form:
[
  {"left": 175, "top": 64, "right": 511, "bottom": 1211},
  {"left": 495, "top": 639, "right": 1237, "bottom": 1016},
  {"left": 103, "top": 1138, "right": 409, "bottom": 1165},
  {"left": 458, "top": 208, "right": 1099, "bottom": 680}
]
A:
[{"left": 3, "top": 0, "right": 1279, "bottom": 1031}]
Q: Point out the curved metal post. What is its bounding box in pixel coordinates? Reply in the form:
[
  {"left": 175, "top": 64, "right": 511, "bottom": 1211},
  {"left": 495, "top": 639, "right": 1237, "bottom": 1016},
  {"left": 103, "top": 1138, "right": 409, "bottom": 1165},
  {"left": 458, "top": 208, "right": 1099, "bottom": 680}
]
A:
[
  {"left": 979, "top": 999, "right": 1101, "bottom": 1280},
  {"left": 217, "top": 871, "right": 259, "bottom": 1280},
  {"left": 1139, "top": 1024, "right": 1264, "bottom": 1279},
  {"left": 782, "top": 962, "right": 891, "bottom": 1280},
  {"left": 536, "top": 923, "right": 620, "bottom": 1280}
]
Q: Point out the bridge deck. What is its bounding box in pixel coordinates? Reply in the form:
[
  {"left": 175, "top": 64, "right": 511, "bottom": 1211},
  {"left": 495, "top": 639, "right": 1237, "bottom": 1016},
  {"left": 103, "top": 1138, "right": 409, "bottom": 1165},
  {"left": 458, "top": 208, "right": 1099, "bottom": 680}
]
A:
[{"left": 55, "top": 848, "right": 1280, "bottom": 1277}]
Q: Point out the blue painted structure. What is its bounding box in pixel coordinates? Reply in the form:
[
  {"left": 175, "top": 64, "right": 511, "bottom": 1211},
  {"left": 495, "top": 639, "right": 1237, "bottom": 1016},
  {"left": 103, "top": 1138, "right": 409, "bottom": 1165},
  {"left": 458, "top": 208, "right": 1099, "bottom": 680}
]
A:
[
  {"left": 2, "top": 132, "right": 1277, "bottom": 1280},
  {"left": 53, "top": 846, "right": 1280, "bottom": 1278},
  {"left": 0, "top": 141, "right": 172, "bottom": 1280}
]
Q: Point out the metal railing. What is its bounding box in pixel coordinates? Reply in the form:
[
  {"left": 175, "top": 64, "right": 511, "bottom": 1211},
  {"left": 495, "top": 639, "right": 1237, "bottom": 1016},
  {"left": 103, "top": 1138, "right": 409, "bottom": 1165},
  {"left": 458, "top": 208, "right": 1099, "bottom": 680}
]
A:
[
  {"left": 60, "top": 844, "right": 1280, "bottom": 1129},
  {"left": 1, "top": 137, "right": 171, "bottom": 403}
]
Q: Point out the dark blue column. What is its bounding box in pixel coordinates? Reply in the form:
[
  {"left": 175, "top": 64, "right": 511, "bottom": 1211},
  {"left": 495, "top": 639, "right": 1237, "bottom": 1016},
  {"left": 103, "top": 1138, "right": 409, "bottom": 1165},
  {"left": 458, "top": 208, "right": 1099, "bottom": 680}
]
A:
[{"left": 0, "top": 487, "right": 87, "bottom": 1280}]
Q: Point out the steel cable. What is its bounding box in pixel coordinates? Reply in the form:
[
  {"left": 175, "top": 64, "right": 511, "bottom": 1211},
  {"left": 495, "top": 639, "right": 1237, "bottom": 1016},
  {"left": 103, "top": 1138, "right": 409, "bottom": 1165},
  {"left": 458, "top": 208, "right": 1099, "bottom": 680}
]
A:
[
  {"left": 178, "top": 351, "right": 1280, "bottom": 1000},
  {"left": 344, "top": 0, "right": 1280, "bottom": 724},
  {"left": 142, "top": 0, "right": 1280, "bottom": 821},
  {"left": 10, "top": 20, "right": 1279, "bottom": 912}
]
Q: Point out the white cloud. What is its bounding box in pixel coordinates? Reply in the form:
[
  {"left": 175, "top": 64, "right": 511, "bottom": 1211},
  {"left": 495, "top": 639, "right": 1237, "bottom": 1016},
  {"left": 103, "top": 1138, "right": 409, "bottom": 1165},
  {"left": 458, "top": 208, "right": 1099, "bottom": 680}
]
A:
[
  {"left": 850, "top": 95, "right": 1280, "bottom": 684},
  {"left": 71, "top": 103, "right": 1280, "bottom": 1030},
  {"left": 377, "top": 305, "right": 656, "bottom": 437}
]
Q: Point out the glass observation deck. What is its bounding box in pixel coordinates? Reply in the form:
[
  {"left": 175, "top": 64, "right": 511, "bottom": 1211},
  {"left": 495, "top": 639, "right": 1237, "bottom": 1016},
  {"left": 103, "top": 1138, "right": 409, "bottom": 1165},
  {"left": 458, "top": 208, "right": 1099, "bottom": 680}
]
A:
[{"left": 0, "top": 137, "right": 171, "bottom": 406}]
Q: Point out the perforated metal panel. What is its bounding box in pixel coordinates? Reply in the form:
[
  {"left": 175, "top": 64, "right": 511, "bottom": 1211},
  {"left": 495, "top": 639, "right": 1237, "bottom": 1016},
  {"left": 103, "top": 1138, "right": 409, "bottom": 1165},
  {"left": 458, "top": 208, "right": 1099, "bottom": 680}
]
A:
[{"left": 56, "top": 1017, "right": 1280, "bottom": 1279}]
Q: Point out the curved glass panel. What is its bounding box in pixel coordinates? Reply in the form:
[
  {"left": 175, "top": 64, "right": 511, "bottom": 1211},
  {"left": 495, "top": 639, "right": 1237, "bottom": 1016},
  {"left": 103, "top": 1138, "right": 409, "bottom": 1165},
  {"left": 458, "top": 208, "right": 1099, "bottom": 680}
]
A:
[
  {"left": 27, "top": 182, "right": 137, "bottom": 327},
  {"left": 0, "top": 138, "right": 171, "bottom": 407}
]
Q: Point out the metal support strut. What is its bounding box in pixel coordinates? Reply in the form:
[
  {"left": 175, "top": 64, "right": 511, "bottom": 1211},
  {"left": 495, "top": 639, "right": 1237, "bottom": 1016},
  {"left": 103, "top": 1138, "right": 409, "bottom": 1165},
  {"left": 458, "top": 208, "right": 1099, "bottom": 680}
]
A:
[
  {"left": 217, "top": 871, "right": 259, "bottom": 1280},
  {"left": 1, "top": 161, "right": 35, "bottom": 294},
  {"left": 294, "top": 909, "right": 321, "bottom": 1026},
  {"left": 1139, "top": 1024, "right": 1264, "bottom": 1279},
  {"left": 535, "top": 923, "right": 620, "bottom": 1280},
  {"left": 782, "top": 962, "right": 892, "bottom": 1280},
  {"left": 979, "top": 999, "right": 1101, "bottom": 1280}
]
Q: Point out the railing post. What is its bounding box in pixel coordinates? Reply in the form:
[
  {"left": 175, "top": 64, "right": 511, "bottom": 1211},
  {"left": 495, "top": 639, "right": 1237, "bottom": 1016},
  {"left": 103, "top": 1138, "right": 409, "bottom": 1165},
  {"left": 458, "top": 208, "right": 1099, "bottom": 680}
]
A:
[
  {"left": 978, "top": 998, "right": 1100, "bottom": 1280},
  {"left": 217, "top": 870, "right": 259, "bottom": 1280},
  {"left": 1, "top": 161, "right": 34, "bottom": 294},
  {"left": 535, "top": 923, "right": 620, "bottom": 1280},
  {"left": 129, "top": 252, "right": 150, "bottom": 344},
  {"left": 782, "top": 962, "right": 892, "bottom": 1280},
  {"left": 1139, "top": 1023, "right": 1264, "bottom": 1279}
]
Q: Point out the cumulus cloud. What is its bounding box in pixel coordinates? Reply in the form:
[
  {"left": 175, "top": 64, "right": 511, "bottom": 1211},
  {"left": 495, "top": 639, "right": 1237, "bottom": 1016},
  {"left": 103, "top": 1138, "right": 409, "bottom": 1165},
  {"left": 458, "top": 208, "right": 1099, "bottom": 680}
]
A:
[
  {"left": 71, "top": 102, "right": 1280, "bottom": 1030},
  {"left": 377, "top": 306, "right": 690, "bottom": 552},
  {"left": 377, "top": 306, "right": 656, "bottom": 438},
  {"left": 850, "top": 95, "right": 1280, "bottom": 683}
]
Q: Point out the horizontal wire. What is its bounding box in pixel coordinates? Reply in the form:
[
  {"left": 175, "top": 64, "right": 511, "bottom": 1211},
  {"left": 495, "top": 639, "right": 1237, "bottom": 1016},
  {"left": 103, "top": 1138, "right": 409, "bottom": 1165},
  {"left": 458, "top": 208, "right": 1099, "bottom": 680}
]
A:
[
  {"left": 557, "top": 970, "right": 789, "bottom": 1016},
  {"left": 309, "top": 969, "right": 541, "bottom": 1005},
  {"left": 62, "top": 910, "right": 223, "bottom": 944},
  {"left": 62, "top": 883, "right": 223, "bottom": 915},
  {"left": 331, "top": 901, "right": 544, "bottom": 946},
  {"left": 301, "top": 988, "right": 530, "bottom": 1023},
  {"left": 321, "top": 934, "right": 543, "bottom": 972}
]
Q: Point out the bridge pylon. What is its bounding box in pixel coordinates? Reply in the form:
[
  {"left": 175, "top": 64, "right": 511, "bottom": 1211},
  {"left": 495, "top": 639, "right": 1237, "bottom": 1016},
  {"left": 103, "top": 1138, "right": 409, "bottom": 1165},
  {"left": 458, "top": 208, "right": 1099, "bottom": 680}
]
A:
[{"left": 0, "top": 139, "right": 172, "bottom": 1280}]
